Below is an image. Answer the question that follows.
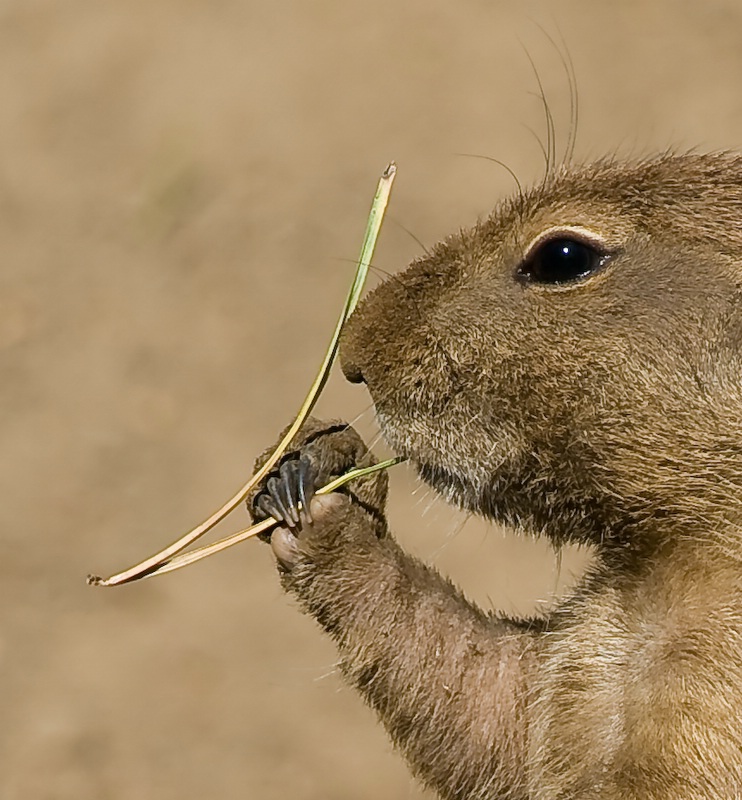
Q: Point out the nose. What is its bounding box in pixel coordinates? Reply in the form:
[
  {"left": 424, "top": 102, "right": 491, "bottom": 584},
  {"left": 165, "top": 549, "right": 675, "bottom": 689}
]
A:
[
  {"left": 339, "top": 302, "right": 373, "bottom": 385},
  {"left": 339, "top": 269, "right": 422, "bottom": 390},
  {"left": 341, "top": 357, "right": 366, "bottom": 384},
  {"left": 339, "top": 316, "right": 367, "bottom": 383}
]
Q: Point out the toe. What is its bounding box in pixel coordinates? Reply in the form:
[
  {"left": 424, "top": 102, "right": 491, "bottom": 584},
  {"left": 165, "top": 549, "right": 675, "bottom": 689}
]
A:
[
  {"left": 255, "top": 493, "right": 282, "bottom": 523},
  {"left": 266, "top": 476, "right": 298, "bottom": 530},
  {"left": 271, "top": 527, "right": 300, "bottom": 571},
  {"left": 278, "top": 459, "right": 303, "bottom": 527},
  {"left": 297, "top": 455, "right": 317, "bottom": 525}
]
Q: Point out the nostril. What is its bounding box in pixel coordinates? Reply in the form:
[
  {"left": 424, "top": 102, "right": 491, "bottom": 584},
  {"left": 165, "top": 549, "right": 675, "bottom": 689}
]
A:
[
  {"left": 339, "top": 301, "right": 371, "bottom": 384},
  {"left": 341, "top": 358, "right": 366, "bottom": 384}
]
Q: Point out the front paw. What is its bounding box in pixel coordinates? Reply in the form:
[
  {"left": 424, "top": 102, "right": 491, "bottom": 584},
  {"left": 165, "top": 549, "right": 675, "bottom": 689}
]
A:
[{"left": 248, "top": 418, "right": 389, "bottom": 571}]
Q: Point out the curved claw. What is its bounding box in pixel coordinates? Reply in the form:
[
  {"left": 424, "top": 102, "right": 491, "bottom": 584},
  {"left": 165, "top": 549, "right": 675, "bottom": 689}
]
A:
[
  {"left": 266, "top": 476, "right": 297, "bottom": 531},
  {"left": 278, "top": 460, "right": 302, "bottom": 527},
  {"left": 256, "top": 494, "right": 283, "bottom": 525},
  {"left": 297, "top": 456, "right": 316, "bottom": 525}
]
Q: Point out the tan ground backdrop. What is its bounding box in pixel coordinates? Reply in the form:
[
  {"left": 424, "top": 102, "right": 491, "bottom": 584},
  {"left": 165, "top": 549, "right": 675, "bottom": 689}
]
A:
[{"left": 3, "top": 1, "right": 742, "bottom": 798}]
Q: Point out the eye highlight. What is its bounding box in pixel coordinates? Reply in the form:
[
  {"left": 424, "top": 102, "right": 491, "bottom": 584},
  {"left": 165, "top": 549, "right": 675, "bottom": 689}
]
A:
[{"left": 517, "top": 235, "right": 609, "bottom": 286}]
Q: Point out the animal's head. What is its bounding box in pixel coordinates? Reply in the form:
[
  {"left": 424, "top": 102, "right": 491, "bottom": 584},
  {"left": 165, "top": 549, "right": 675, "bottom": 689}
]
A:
[{"left": 341, "top": 154, "right": 742, "bottom": 547}]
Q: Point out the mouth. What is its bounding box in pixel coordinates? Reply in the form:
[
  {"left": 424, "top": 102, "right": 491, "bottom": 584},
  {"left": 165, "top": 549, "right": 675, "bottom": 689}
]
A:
[
  {"left": 416, "top": 460, "right": 481, "bottom": 511},
  {"left": 375, "top": 409, "right": 482, "bottom": 513}
]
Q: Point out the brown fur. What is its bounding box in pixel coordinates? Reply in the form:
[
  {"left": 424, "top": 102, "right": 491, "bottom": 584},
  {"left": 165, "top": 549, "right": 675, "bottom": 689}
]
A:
[{"left": 251, "top": 153, "right": 742, "bottom": 799}]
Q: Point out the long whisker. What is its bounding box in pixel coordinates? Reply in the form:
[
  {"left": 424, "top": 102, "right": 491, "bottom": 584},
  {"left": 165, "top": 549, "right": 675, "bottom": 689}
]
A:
[
  {"left": 386, "top": 215, "right": 431, "bottom": 256},
  {"left": 533, "top": 21, "right": 579, "bottom": 167},
  {"left": 520, "top": 43, "right": 557, "bottom": 190}
]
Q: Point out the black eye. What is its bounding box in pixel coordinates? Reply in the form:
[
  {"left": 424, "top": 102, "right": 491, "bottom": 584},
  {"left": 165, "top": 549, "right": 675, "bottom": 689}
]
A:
[{"left": 518, "top": 237, "right": 607, "bottom": 285}]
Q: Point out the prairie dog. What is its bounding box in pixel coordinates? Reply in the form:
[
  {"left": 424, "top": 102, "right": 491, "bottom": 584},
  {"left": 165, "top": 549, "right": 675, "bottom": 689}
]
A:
[{"left": 251, "top": 153, "right": 742, "bottom": 799}]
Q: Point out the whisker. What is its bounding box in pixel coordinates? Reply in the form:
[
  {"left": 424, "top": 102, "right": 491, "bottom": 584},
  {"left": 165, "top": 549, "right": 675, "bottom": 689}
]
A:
[
  {"left": 520, "top": 43, "right": 557, "bottom": 187},
  {"left": 455, "top": 152, "right": 527, "bottom": 223},
  {"left": 387, "top": 214, "right": 431, "bottom": 256},
  {"left": 532, "top": 21, "right": 580, "bottom": 167},
  {"left": 520, "top": 121, "right": 550, "bottom": 177}
]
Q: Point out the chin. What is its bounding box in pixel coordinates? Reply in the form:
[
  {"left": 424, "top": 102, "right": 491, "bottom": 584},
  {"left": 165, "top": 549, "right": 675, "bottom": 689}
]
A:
[
  {"left": 377, "top": 409, "right": 526, "bottom": 517},
  {"left": 416, "top": 460, "right": 482, "bottom": 512}
]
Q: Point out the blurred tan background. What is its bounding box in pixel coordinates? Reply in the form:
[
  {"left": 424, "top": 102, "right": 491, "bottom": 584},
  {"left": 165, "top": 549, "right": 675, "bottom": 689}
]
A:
[{"left": 2, "top": 1, "right": 742, "bottom": 798}]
